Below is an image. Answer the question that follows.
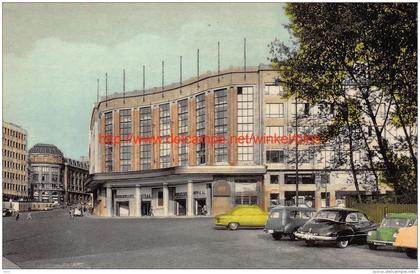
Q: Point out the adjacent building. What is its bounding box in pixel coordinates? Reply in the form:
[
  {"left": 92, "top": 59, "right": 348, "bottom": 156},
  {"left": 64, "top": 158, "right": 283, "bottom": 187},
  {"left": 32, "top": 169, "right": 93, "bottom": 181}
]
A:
[
  {"left": 2, "top": 122, "right": 29, "bottom": 200},
  {"left": 86, "top": 64, "right": 391, "bottom": 218},
  {"left": 28, "top": 143, "right": 90, "bottom": 204}
]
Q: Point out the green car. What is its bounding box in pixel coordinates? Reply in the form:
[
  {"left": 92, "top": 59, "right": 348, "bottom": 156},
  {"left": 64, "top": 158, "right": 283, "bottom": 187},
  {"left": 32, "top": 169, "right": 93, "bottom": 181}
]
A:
[
  {"left": 367, "top": 212, "right": 417, "bottom": 250},
  {"left": 214, "top": 205, "right": 268, "bottom": 230}
]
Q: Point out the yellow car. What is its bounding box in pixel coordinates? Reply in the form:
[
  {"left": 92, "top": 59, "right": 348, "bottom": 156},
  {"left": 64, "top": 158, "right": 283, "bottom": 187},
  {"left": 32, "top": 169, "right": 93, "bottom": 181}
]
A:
[
  {"left": 393, "top": 225, "right": 417, "bottom": 259},
  {"left": 214, "top": 205, "right": 268, "bottom": 230}
]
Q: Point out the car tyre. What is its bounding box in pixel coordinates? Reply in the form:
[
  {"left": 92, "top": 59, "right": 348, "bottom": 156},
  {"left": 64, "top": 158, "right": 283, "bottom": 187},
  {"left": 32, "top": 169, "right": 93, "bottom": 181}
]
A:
[
  {"left": 272, "top": 233, "right": 282, "bottom": 240},
  {"left": 406, "top": 248, "right": 417, "bottom": 259},
  {"left": 289, "top": 234, "right": 297, "bottom": 241},
  {"left": 305, "top": 240, "right": 315, "bottom": 247},
  {"left": 228, "top": 222, "right": 239, "bottom": 230},
  {"left": 368, "top": 243, "right": 377, "bottom": 250},
  {"left": 337, "top": 240, "right": 349, "bottom": 248}
]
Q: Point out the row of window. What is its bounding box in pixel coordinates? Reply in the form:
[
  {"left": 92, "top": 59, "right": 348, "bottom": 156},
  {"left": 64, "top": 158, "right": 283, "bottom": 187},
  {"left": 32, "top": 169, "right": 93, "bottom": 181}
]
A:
[
  {"left": 3, "top": 182, "right": 27, "bottom": 192},
  {"left": 237, "top": 87, "right": 254, "bottom": 162},
  {"left": 3, "top": 171, "right": 26, "bottom": 181},
  {"left": 3, "top": 149, "right": 26, "bottom": 161},
  {"left": 2, "top": 127, "right": 26, "bottom": 141},
  {"left": 3, "top": 160, "right": 26, "bottom": 171},
  {"left": 266, "top": 149, "right": 374, "bottom": 164},
  {"left": 3, "top": 139, "right": 26, "bottom": 150},
  {"left": 33, "top": 183, "right": 62, "bottom": 190}
]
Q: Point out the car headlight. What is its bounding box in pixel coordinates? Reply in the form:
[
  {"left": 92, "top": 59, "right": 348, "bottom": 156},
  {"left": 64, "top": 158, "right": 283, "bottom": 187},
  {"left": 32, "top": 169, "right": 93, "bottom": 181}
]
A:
[
  {"left": 392, "top": 232, "right": 398, "bottom": 240},
  {"left": 368, "top": 231, "right": 374, "bottom": 236}
]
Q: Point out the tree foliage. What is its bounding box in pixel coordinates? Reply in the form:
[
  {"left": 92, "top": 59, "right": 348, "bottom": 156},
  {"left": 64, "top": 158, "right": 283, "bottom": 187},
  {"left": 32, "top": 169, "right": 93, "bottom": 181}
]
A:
[{"left": 270, "top": 3, "right": 417, "bottom": 203}]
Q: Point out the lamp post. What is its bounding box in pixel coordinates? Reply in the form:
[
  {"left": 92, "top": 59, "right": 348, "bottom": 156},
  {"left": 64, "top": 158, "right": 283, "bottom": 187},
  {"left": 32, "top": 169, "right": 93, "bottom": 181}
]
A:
[{"left": 295, "top": 95, "right": 299, "bottom": 206}]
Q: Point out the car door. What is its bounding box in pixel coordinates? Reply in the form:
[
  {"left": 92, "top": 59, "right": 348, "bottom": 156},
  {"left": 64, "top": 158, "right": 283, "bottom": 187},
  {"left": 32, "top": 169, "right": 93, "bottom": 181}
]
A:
[{"left": 355, "top": 212, "right": 377, "bottom": 239}]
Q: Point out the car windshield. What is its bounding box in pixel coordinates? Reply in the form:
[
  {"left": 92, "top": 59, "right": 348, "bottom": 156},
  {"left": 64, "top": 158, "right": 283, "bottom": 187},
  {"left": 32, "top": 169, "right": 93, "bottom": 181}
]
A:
[
  {"left": 381, "top": 218, "right": 411, "bottom": 227},
  {"left": 314, "top": 210, "right": 344, "bottom": 222}
]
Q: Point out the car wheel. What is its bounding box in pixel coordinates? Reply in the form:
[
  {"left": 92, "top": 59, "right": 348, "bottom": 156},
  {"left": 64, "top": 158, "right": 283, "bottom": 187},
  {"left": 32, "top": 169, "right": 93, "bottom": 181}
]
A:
[
  {"left": 406, "top": 248, "right": 417, "bottom": 259},
  {"left": 289, "top": 234, "right": 297, "bottom": 241},
  {"left": 368, "top": 243, "right": 377, "bottom": 250},
  {"left": 305, "top": 240, "right": 315, "bottom": 247},
  {"left": 228, "top": 222, "right": 239, "bottom": 230},
  {"left": 272, "top": 233, "right": 282, "bottom": 240},
  {"left": 337, "top": 240, "right": 349, "bottom": 248}
]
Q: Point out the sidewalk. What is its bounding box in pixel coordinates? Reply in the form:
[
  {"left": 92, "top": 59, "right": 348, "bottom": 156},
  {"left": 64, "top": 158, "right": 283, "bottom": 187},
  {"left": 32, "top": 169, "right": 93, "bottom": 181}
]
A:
[
  {"left": 83, "top": 212, "right": 212, "bottom": 219},
  {"left": 3, "top": 257, "right": 20, "bottom": 269}
]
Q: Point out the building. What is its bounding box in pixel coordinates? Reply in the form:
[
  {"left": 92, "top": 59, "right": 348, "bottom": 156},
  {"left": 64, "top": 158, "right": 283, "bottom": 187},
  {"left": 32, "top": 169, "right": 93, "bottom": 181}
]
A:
[
  {"left": 28, "top": 143, "right": 90, "bottom": 204},
  {"left": 2, "top": 122, "right": 29, "bottom": 200},
  {"left": 86, "top": 64, "right": 390, "bottom": 217}
]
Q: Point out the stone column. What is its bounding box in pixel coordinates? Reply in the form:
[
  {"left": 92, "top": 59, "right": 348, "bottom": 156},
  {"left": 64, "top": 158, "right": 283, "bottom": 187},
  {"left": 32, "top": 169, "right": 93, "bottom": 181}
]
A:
[
  {"left": 315, "top": 190, "right": 322, "bottom": 210},
  {"left": 187, "top": 180, "right": 194, "bottom": 216},
  {"left": 106, "top": 186, "right": 112, "bottom": 217},
  {"left": 330, "top": 190, "right": 336, "bottom": 207},
  {"left": 206, "top": 183, "right": 212, "bottom": 216},
  {"left": 135, "top": 186, "right": 141, "bottom": 217},
  {"left": 163, "top": 183, "right": 169, "bottom": 216}
]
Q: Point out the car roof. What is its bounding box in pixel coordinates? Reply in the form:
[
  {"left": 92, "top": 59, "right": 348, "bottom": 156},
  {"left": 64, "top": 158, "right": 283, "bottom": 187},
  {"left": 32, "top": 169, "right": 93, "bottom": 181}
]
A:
[
  {"left": 319, "top": 207, "right": 360, "bottom": 213},
  {"left": 385, "top": 213, "right": 417, "bottom": 219},
  {"left": 271, "top": 206, "right": 316, "bottom": 212}
]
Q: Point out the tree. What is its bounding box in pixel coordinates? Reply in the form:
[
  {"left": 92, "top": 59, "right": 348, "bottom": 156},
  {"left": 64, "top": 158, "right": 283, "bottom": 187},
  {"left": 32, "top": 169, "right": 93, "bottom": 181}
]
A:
[{"left": 270, "top": 3, "right": 417, "bottom": 203}]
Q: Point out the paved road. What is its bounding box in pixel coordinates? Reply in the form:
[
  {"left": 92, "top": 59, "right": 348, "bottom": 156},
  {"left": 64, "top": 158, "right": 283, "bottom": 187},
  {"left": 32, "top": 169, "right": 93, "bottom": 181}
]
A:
[{"left": 2, "top": 209, "right": 417, "bottom": 269}]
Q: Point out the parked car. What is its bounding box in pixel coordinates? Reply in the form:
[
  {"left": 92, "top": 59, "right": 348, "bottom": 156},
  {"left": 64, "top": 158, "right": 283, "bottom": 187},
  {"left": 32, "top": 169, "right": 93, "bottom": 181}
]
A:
[
  {"left": 393, "top": 224, "right": 417, "bottom": 259},
  {"left": 367, "top": 213, "right": 417, "bottom": 250},
  {"left": 2, "top": 208, "right": 12, "bottom": 217},
  {"left": 264, "top": 206, "right": 317, "bottom": 240},
  {"left": 214, "top": 205, "right": 268, "bottom": 230},
  {"left": 294, "top": 208, "right": 377, "bottom": 248}
]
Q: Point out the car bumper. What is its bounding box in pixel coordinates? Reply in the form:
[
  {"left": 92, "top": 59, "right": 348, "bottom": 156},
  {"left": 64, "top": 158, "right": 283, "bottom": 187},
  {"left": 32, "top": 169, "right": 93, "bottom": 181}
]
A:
[
  {"left": 264, "top": 229, "right": 283, "bottom": 234},
  {"left": 294, "top": 232, "right": 337, "bottom": 241},
  {"left": 368, "top": 240, "right": 393, "bottom": 246}
]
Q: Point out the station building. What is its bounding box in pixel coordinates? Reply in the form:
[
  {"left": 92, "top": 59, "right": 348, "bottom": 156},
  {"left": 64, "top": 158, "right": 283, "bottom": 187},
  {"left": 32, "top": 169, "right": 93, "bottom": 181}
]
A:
[{"left": 86, "top": 64, "right": 390, "bottom": 217}]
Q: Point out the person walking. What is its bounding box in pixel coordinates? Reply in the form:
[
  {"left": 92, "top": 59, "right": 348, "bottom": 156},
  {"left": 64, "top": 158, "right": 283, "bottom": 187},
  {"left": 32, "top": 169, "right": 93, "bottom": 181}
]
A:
[
  {"left": 15, "top": 211, "right": 20, "bottom": 221},
  {"left": 26, "top": 212, "right": 32, "bottom": 220}
]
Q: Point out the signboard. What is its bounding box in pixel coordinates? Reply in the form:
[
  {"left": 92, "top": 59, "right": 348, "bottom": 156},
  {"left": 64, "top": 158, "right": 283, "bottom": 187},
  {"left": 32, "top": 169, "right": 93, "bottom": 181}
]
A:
[
  {"left": 193, "top": 190, "right": 206, "bottom": 198},
  {"left": 175, "top": 192, "right": 187, "bottom": 199},
  {"left": 115, "top": 194, "right": 134, "bottom": 199},
  {"left": 213, "top": 181, "right": 231, "bottom": 197},
  {"left": 141, "top": 193, "right": 152, "bottom": 200}
]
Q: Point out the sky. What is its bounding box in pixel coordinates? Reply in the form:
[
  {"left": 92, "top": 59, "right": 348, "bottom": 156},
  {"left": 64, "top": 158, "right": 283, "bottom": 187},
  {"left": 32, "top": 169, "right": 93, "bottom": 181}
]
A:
[{"left": 3, "top": 3, "right": 291, "bottom": 160}]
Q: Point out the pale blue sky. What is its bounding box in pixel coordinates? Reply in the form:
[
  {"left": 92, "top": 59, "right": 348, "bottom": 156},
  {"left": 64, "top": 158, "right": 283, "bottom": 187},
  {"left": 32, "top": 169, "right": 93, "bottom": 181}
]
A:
[{"left": 3, "top": 3, "right": 291, "bottom": 159}]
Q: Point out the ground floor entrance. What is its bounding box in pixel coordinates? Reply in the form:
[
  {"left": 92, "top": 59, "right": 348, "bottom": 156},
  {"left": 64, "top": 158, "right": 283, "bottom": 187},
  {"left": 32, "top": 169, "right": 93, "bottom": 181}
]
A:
[
  {"left": 141, "top": 201, "right": 151, "bottom": 216},
  {"left": 116, "top": 201, "right": 130, "bottom": 216},
  {"left": 175, "top": 199, "right": 186, "bottom": 216}
]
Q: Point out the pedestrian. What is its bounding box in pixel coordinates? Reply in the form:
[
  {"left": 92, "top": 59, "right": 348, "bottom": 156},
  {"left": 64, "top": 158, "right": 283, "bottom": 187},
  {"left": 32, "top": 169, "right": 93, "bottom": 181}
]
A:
[
  {"left": 70, "top": 208, "right": 74, "bottom": 219},
  {"left": 26, "top": 212, "right": 32, "bottom": 220},
  {"left": 15, "top": 211, "right": 20, "bottom": 221}
]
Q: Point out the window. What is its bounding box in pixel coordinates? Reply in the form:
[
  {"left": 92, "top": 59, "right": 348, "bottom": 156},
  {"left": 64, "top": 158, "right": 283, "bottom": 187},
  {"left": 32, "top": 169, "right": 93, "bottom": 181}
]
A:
[
  {"left": 105, "top": 112, "right": 113, "bottom": 172},
  {"left": 158, "top": 191, "right": 163, "bottom": 206},
  {"left": 265, "top": 126, "right": 284, "bottom": 137},
  {"left": 196, "top": 94, "right": 206, "bottom": 164},
  {"left": 345, "top": 213, "right": 358, "bottom": 223},
  {"left": 214, "top": 89, "right": 228, "bottom": 163},
  {"left": 238, "top": 87, "right": 254, "bottom": 162},
  {"left": 140, "top": 107, "right": 152, "bottom": 170},
  {"left": 270, "top": 175, "right": 279, "bottom": 184},
  {"left": 292, "top": 103, "right": 310, "bottom": 117},
  {"left": 285, "top": 174, "right": 315, "bottom": 184},
  {"left": 270, "top": 193, "right": 279, "bottom": 207},
  {"left": 159, "top": 104, "right": 170, "bottom": 168},
  {"left": 264, "top": 84, "right": 284, "bottom": 96},
  {"left": 178, "top": 100, "right": 188, "bottom": 166},
  {"left": 120, "top": 109, "right": 132, "bottom": 172},
  {"left": 265, "top": 103, "right": 284, "bottom": 118},
  {"left": 266, "top": 150, "right": 285, "bottom": 163}
]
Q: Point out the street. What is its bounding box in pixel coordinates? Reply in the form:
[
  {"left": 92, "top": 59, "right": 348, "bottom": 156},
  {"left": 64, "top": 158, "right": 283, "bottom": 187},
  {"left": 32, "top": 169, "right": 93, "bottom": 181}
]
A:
[{"left": 2, "top": 209, "right": 417, "bottom": 269}]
